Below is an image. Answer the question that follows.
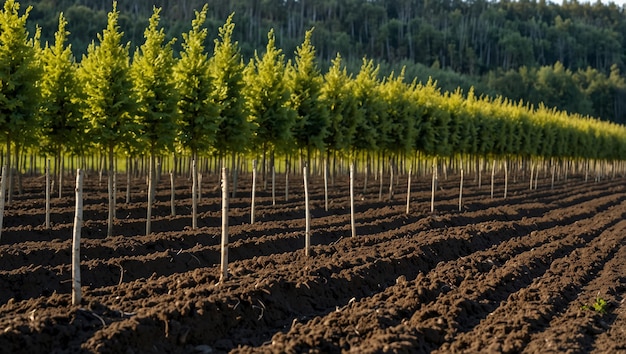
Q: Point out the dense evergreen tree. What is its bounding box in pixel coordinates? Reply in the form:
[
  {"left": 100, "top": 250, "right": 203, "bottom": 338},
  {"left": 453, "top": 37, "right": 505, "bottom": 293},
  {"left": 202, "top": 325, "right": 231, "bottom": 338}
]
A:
[
  {"left": 0, "top": 0, "right": 42, "bottom": 203},
  {"left": 210, "top": 13, "right": 250, "bottom": 159},
  {"left": 173, "top": 4, "right": 217, "bottom": 230},
  {"left": 77, "top": 1, "right": 137, "bottom": 237},
  {"left": 16, "top": 0, "right": 626, "bottom": 122},
  {"left": 244, "top": 28, "right": 294, "bottom": 182},
  {"left": 131, "top": 7, "right": 178, "bottom": 235},
  {"left": 287, "top": 28, "right": 329, "bottom": 166},
  {"left": 40, "top": 12, "right": 82, "bottom": 198}
]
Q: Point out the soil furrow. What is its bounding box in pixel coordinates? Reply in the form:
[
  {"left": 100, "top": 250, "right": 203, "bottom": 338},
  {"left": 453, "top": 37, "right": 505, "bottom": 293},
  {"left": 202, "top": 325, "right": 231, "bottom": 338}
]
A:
[{"left": 437, "top": 219, "right": 626, "bottom": 353}]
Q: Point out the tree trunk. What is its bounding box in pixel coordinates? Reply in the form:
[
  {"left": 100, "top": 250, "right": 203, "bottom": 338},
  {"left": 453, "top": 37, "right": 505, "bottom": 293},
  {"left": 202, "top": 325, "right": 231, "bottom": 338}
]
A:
[
  {"left": 251, "top": 159, "right": 257, "bottom": 224},
  {"left": 192, "top": 155, "right": 198, "bottom": 230},
  {"left": 72, "top": 169, "right": 84, "bottom": 305},
  {"left": 350, "top": 163, "right": 356, "bottom": 237},
  {"left": 220, "top": 167, "right": 229, "bottom": 282},
  {"left": 146, "top": 150, "right": 155, "bottom": 235},
  {"left": 107, "top": 144, "right": 115, "bottom": 237}
]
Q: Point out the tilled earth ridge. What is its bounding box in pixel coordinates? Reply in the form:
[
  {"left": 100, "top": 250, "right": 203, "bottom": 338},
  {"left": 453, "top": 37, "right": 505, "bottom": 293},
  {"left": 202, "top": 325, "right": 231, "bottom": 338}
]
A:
[{"left": 0, "top": 171, "right": 625, "bottom": 353}]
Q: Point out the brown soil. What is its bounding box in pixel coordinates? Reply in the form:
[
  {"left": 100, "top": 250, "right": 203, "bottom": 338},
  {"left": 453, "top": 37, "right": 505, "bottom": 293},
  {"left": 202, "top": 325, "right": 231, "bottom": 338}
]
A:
[{"left": 1, "top": 169, "right": 625, "bottom": 353}]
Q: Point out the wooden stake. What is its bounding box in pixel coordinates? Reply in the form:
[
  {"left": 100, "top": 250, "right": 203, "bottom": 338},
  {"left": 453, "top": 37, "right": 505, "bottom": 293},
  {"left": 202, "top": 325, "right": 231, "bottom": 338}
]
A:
[
  {"left": 146, "top": 153, "right": 154, "bottom": 236},
  {"left": 284, "top": 158, "right": 289, "bottom": 202},
  {"left": 170, "top": 170, "right": 176, "bottom": 216},
  {"left": 304, "top": 165, "right": 311, "bottom": 256},
  {"left": 272, "top": 164, "right": 276, "bottom": 206},
  {"left": 192, "top": 159, "right": 197, "bottom": 230},
  {"left": 490, "top": 159, "right": 496, "bottom": 199},
  {"left": 72, "top": 169, "right": 84, "bottom": 306},
  {"left": 324, "top": 159, "right": 329, "bottom": 212},
  {"left": 459, "top": 167, "right": 464, "bottom": 212},
  {"left": 388, "top": 160, "right": 394, "bottom": 201},
  {"left": 503, "top": 159, "right": 508, "bottom": 199},
  {"left": 251, "top": 159, "right": 257, "bottom": 225},
  {"left": 0, "top": 166, "right": 6, "bottom": 241},
  {"left": 45, "top": 159, "right": 51, "bottom": 229},
  {"left": 431, "top": 158, "right": 436, "bottom": 213},
  {"left": 220, "top": 167, "right": 229, "bottom": 282},
  {"left": 350, "top": 163, "right": 356, "bottom": 238},
  {"left": 406, "top": 168, "right": 412, "bottom": 214}
]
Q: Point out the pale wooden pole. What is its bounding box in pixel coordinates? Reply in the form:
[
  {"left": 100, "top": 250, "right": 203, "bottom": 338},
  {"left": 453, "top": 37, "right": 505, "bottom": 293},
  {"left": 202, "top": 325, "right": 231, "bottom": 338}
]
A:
[
  {"left": 251, "top": 159, "right": 257, "bottom": 225},
  {"left": 324, "top": 158, "right": 329, "bottom": 212},
  {"left": 406, "top": 168, "right": 412, "bottom": 214},
  {"left": 503, "top": 159, "right": 509, "bottom": 199},
  {"left": 304, "top": 165, "right": 310, "bottom": 256},
  {"left": 0, "top": 166, "right": 6, "bottom": 241},
  {"left": 170, "top": 170, "right": 176, "bottom": 216},
  {"left": 192, "top": 159, "right": 197, "bottom": 229},
  {"left": 350, "top": 163, "right": 356, "bottom": 238},
  {"left": 431, "top": 158, "right": 437, "bottom": 213},
  {"left": 45, "top": 159, "right": 51, "bottom": 229},
  {"left": 459, "top": 167, "right": 464, "bottom": 212},
  {"left": 220, "top": 167, "right": 229, "bottom": 282},
  {"left": 72, "top": 169, "right": 84, "bottom": 305},
  {"left": 388, "top": 160, "right": 394, "bottom": 201},
  {"left": 284, "top": 159, "right": 289, "bottom": 202},
  {"left": 271, "top": 165, "right": 276, "bottom": 206},
  {"left": 490, "top": 159, "right": 496, "bottom": 199},
  {"left": 146, "top": 154, "right": 154, "bottom": 236}
]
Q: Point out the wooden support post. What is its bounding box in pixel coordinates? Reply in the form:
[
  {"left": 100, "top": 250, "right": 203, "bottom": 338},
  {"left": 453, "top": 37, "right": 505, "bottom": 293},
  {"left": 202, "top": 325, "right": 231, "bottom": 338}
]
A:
[
  {"left": 251, "top": 159, "right": 257, "bottom": 225},
  {"left": 350, "top": 163, "right": 356, "bottom": 238},
  {"left": 220, "top": 167, "right": 229, "bottom": 282},
  {"left": 304, "top": 165, "right": 311, "bottom": 256},
  {"left": 72, "top": 169, "right": 84, "bottom": 306}
]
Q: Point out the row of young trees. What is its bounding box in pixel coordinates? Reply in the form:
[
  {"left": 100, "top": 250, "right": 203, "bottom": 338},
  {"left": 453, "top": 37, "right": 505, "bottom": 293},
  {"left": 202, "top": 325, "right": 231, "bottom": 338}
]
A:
[{"left": 3, "top": 0, "right": 626, "bottom": 237}]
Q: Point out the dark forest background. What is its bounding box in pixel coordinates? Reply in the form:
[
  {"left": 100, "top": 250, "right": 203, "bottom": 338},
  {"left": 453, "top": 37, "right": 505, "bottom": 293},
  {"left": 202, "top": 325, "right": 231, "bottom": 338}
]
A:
[{"left": 20, "top": 0, "right": 626, "bottom": 123}]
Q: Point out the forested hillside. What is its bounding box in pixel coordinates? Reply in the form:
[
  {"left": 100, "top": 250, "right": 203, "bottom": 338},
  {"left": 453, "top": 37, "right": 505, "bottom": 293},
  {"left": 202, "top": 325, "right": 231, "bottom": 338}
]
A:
[{"left": 19, "top": 0, "right": 626, "bottom": 123}]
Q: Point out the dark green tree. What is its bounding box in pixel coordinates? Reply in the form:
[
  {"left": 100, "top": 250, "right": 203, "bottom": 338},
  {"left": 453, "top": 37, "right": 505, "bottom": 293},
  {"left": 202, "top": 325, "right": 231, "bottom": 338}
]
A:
[
  {"left": 210, "top": 13, "right": 251, "bottom": 196},
  {"left": 244, "top": 28, "right": 294, "bottom": 184},
  {"left": 287, "top": 28, "right": 329, "bottom": 167},
  {"left": 77, "top": 1, "right": 137, "bottom": 237},
  {"left": 40, "top": 12, "right": 82, "bottom": 199},
  {"left": 0, "top": 0, "right": 42, "bottom": 203},
  {"left": 131, "top": 7, "right": 179, "bottom": 235},
  {"left": 174, "top": 4, "right": 218, "bottom": 160},
  {"left": 173, "top": 4, "right": 218, "bottom": 229}
]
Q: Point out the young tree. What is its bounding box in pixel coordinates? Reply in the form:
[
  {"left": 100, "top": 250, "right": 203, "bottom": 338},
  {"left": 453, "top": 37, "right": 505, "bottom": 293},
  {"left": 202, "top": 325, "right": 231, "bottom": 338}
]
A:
[
  {"left": 0, "top": 0, "right": 42, "bottom": 204},
  {"left": 321, "top": 53, "right": 362, "bottom": 185},
  {"left": 287, "top": 28, "right": 329, "bottom": 169},
  {"left": 210, "top": 13, "right": 251, "bottom": 196},
  {"left": 77, "top": 2, "right": 137, "bottom": 237},
  {"left": 174, "top": 4, "right": 218, "bottom": 229},
  {"left": 321, "top": 53, "right": 361, "bottom": 156},
  {"left": 352, "top": 58, "right": 387, "bottom": 178},
  {"left": 131, "top": 7, "right": 179, "bottom": 235},
  {"left": 244, "top": 28, "right": 294, "bottom": 188},
  {"left": 40, "top": 12, "right": 82, "bottom": 199}
]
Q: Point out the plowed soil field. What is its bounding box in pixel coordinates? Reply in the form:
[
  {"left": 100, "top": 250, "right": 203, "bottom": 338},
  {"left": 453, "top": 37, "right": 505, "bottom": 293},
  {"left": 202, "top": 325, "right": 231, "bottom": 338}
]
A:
[{"left": 1, "top": 170, "right": 626, "bottom": 353}]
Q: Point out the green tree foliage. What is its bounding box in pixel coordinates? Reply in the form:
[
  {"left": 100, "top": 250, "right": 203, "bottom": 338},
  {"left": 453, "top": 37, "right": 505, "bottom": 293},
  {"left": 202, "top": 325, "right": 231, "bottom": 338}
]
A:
[
  {"left": 40, "top": 12, "right": 82, "bottom": 157},
  {"left": 210, "top": 13, "right": 250, "bottom": 157},
  {"left": 244, "top": 28, "right": 294, "bottom": 163},
  {"left": 352, "top": 59, "right": 385, "bottom": 153},
  {"left": 131, "top": 6, "right": 179, "bottom": 235},
  {"left": 132, "top": 7, "right": 178, "bottom": 154},
  {"left": 321, "top": 53, "right": 361, "bottom": 156},
  {"left": 0, "top": 0, "right": 41, "bottom": 150},
  {"left": 379, "top": 68, "right": 416, "bottom": 155},
  {"left": 173, "top": 4, "right": 218, "bottom": 159},
  {"left": 77, "top": 1, "right": 136, "bottom": 237},
  {"left": 0, "top": 0, "right": 42, "bottom": 203},
  {"left": 16, "top": 0, "right": 626, "bottom": 123},
  {"left": 287, "top": 28, "right": 329, "bottom": 160}
]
